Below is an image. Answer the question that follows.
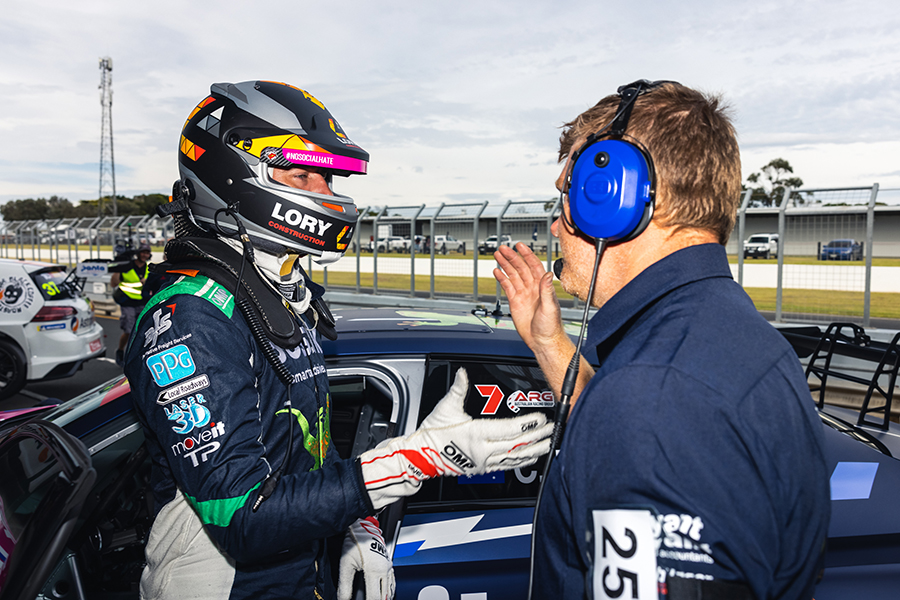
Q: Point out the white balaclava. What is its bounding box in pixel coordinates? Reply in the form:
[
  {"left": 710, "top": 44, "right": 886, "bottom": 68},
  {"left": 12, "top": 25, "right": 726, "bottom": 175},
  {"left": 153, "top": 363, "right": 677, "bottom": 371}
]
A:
[{"left": 220, "top": 237, "right": 312, "bottom": 315}]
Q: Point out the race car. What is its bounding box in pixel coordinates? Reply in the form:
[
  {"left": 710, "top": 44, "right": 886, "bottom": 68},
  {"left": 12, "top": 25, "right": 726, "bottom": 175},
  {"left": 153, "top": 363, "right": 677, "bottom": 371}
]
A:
[{"left": 0, "top": 308, "right": 897, "bottom": 599}]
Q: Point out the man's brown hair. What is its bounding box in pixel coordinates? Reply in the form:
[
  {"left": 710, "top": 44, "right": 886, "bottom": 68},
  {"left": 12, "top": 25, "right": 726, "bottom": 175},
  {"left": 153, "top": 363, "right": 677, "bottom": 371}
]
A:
[{"left": 559, "top": 82, "right": 741, "bottom": 244}]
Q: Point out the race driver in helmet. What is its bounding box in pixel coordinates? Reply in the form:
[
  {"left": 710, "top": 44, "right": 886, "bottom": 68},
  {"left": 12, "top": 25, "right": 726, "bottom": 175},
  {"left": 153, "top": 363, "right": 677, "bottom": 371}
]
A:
[{"left": 123, "top": 80, "right": 553, "bottom": 600}]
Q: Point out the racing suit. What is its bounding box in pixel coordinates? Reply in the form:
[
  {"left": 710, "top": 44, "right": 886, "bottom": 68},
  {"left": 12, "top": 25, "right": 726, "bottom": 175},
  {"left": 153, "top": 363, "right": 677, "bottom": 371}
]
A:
[{"left": 123, "top": 238, "right": 373, "bottom": 599}]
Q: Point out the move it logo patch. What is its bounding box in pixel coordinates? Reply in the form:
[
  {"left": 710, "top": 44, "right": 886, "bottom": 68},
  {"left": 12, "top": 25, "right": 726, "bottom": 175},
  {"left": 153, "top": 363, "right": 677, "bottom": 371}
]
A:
[
  {"left": 475, "top": 384, "right": 554, "bottom": 414},
  {"left": 146, "top": 344, "right": 195, "bottom": 387},
  {"left": 0, "top": 277, "right": 35, "bottom": 314}
]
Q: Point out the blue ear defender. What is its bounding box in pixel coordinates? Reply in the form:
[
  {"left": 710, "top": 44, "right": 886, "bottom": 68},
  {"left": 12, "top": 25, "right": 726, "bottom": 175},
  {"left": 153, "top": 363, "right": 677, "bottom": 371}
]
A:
[
  {"left": 567, "top": 137, "right": 654, "bottom": 241},
  {"left": 562, "top": 79, "right": 672, "bottom": 243}
]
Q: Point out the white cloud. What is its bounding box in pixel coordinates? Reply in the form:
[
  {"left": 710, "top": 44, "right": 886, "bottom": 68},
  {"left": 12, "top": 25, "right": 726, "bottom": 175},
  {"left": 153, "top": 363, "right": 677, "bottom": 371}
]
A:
[{"left": 2, "top": 0, "right": 899, "bottom": 209}]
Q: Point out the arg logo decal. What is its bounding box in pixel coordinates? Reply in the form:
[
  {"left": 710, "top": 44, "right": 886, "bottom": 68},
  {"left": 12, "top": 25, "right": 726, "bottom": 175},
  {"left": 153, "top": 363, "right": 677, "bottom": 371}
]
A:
[
  {"left": 146, "top": 344, "right": 195, "bottom": 387},
  {"left": 475, "top": 384, "right": 555, "bottom": 414}
]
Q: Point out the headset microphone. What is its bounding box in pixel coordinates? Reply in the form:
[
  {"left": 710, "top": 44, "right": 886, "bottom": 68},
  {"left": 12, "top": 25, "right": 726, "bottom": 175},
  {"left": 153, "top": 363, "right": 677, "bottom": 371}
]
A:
[{"left": 552, "top": 258, "right": 564, "bottom": 279}]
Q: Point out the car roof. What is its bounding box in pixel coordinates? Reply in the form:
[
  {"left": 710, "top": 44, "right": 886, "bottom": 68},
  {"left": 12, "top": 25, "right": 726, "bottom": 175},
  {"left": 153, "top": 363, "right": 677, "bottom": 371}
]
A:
[
  {"left": 323, "top": 307, "right": 581, "bottom": 359},
  {"left": 0, "top": 258, "right": 64, "bottom": 273}
]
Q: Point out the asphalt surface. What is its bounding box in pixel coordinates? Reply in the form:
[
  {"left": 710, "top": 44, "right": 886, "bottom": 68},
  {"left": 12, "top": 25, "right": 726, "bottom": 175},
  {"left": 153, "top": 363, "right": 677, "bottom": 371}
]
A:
[{"left": 0, "top": 314, "right": 125, "bottom": 411}]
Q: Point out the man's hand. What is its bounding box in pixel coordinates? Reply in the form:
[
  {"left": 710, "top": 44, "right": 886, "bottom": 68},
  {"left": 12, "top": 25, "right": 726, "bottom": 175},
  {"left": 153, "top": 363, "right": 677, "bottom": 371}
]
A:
[
  {"left": 337, "top": 517, "right": 395, "bottom": 600},
  {"left": 360, "top": 368, "right": 552, "bottom": 510},
  {"left": 493, "top": 243, "right": 567, "bottom": 352},
  {"left": 493, "top": 243, "right": 594, "bottom": 408}
]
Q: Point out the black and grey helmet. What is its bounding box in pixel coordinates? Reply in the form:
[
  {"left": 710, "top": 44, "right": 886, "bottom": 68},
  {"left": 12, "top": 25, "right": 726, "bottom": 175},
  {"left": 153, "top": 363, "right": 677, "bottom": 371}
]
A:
[{"left": 177, "top": 80, "right": 368, "bottom": 263}]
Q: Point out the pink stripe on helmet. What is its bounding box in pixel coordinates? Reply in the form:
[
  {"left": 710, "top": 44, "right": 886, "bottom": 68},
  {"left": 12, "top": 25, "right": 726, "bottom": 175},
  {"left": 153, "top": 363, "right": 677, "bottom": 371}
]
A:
[{"left": 281, "top": 149, "right": 367, "bottom": 174}]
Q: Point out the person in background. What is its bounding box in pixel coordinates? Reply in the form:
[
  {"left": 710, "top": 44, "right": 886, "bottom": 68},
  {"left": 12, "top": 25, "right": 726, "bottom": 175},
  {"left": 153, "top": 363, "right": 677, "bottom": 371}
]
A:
[{"left": 110, "top": 242, "right": 151, "bottom": 366}]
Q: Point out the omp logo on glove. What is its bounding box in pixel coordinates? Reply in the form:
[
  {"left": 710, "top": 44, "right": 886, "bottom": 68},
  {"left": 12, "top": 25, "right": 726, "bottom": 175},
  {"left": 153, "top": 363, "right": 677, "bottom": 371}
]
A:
[{"left": 441, "top": 442, "right": 475, "bottom": 471}]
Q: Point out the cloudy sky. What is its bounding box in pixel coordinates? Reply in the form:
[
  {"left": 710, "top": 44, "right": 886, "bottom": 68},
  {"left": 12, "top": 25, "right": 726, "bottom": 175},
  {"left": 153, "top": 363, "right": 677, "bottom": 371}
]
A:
[{"left": 3, "top": 0, "right": 899, "bottom": 211}]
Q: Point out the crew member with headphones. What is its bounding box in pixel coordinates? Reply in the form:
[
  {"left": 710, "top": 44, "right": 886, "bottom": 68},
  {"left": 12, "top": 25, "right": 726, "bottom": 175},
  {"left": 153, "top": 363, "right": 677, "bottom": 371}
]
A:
[{"left": 494, "top": 81, "right": 830, "bottom": 599}]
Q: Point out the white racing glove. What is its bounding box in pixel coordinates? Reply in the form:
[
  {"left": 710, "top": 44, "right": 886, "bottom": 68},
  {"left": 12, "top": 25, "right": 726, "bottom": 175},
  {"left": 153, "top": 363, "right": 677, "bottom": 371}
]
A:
[
  {"left": 360, "top": 368, "right": 553, "bottom": 510},
  {"left": 337, "top": 516, "right": 395, "bottom": 600}
]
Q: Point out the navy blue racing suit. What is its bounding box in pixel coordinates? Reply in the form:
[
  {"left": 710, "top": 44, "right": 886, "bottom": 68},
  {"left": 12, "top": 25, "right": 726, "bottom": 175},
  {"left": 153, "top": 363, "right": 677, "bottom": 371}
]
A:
[{"left": 124, "top": 252, "right": 373, "bottom": 599}]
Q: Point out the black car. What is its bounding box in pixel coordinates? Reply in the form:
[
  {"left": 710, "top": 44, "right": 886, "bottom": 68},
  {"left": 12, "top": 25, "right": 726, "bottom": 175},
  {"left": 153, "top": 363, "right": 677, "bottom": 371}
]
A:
[{"left": 0, "top": 309, "right": 899, "bottom": 599}]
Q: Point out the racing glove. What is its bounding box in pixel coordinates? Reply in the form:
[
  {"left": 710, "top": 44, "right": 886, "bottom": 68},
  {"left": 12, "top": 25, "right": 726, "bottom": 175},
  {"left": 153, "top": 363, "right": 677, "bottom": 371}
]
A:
[
  {"left": 337, "top": 517, "right": 395, "bottom": 600},
  {"left": 360, "top": 368, "right": 553, "bottom": 510}
]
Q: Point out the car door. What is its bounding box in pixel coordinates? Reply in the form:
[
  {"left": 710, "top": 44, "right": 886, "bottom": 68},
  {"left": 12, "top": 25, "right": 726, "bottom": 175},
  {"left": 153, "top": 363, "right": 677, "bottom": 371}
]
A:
[
  {"left": 393, "top": 356, "right": 554, "bottom": 600},
  {"left": 0, "top": 422, "right": 96, "bottom": 600},
  {"left": 325, "top": 357, "right": 426, "bottom": 560}
]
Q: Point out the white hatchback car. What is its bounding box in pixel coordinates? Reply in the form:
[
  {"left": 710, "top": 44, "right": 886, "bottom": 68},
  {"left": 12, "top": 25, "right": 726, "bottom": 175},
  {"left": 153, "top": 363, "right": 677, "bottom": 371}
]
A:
[{"left": 0, "top": 259, "right": 105, "bottom": 399}]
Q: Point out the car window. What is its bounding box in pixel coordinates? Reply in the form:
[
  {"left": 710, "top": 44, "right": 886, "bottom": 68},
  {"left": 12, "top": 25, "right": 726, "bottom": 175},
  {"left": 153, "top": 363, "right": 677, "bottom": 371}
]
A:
[
  {"left": 0, "top": 436, "right": 63, "bottom": 544},
  {"left": 329, "top": 374, "right": 394, "bottom": 459},
  {"left": 409, "top": 358, "right": 553, "bottom": 509},
  {"left": 31, "top": 268, "right": 75, "bottom": 301},
  {"left": 748, "top": 236, "right": 769, "bottom": 243}
]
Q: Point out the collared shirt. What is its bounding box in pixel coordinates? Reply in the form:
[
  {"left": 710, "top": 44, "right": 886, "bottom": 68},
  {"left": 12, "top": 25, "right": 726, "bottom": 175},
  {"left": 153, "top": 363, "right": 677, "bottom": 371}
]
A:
[{"left": 533, "top": 243, "right": 830, "bottom": 600}]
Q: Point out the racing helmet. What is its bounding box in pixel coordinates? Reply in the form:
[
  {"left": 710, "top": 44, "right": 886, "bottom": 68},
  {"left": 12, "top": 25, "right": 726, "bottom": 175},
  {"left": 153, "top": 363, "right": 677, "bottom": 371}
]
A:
[{"left": 177, "top": 80, "right": 368, "bottom": 263}]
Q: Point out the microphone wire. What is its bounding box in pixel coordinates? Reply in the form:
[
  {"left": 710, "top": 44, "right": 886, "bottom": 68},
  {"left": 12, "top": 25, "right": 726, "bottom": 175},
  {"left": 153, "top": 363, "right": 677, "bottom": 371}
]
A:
[{"left": 527, "top": 236, "right": 606, "bottom": 600}]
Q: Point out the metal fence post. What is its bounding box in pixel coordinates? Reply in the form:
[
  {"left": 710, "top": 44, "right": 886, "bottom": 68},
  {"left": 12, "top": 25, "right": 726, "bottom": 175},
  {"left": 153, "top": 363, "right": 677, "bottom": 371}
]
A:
[
  {"left": 864, "top": 183, "right": 879, "bottom": 327},
  {"left": 372, "top": 207, "right": 386, "bottom": 293},
  {"left": 355, "top": 207, "right": 369, "bottom": 293},
  {"left": 409, "top": 205, "right": 425, "bottom": 297},
  {"left": 473, "top": 201, "right": 488, "bottom": 300},
  {"left": 775, "top": 187, "right": 792, "bottom": 322},
  {"left": 736, "top": 189, "right": 753, "bottom": 286},
  {"left": 429, "top": 204, "right": 445, "bottom": 299},
  {"left": 495, "top": 200, "right": 512, "bottom": 301},
  {"left": 546, "top": 199, "right": 561, "bottom": 274}
]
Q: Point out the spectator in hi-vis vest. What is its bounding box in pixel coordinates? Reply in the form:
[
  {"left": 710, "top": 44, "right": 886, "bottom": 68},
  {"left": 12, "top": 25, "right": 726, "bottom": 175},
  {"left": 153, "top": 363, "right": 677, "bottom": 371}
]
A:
[{"left": 110, "top": 242, "right": 152, "bottom": 366}]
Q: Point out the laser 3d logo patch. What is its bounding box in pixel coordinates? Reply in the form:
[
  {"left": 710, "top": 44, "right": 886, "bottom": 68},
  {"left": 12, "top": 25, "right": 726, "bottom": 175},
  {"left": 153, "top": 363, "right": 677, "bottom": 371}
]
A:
[{"left": 146, "top": 344, "right": 196, "bottom": 387}]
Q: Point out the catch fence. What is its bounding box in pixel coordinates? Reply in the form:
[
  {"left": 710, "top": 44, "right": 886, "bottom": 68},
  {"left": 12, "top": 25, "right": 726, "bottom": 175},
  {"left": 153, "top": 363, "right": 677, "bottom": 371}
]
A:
[{"left": 2, "top": 185, "right": 897, "bottom": 327}]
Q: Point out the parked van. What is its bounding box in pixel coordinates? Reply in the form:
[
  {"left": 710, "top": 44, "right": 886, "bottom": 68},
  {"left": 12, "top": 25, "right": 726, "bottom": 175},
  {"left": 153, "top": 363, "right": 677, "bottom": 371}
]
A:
[{"left": 743, "top": 233, "right": 779, "bottom": 259}]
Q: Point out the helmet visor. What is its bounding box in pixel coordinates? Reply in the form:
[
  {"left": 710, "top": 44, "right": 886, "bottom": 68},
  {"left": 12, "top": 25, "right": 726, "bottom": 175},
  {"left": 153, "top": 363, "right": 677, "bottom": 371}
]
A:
[{"left": 238, "top": 131, "right": 368, "bottom": 176}]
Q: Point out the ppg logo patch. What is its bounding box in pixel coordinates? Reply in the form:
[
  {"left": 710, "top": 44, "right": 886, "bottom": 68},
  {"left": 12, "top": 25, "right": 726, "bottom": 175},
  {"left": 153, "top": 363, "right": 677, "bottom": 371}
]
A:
[{"left": 146, "top": 344, "right": 196, "bottom": 387}]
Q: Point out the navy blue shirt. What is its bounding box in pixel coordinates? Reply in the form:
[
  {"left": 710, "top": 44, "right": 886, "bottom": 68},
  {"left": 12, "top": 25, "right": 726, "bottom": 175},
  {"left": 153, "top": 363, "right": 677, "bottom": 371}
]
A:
[{"left": 533, "top": 244, "right": 829, "bottom": 600}]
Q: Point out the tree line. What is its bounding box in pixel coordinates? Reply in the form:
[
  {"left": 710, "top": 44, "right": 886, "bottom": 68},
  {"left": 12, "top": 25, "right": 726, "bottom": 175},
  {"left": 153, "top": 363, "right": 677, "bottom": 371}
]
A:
[
  {"left": 0, "top": 158, "right": 814, "bottom": 222},
  {"left": 0, "top": 194, "right": 169, "bottom": 222}
]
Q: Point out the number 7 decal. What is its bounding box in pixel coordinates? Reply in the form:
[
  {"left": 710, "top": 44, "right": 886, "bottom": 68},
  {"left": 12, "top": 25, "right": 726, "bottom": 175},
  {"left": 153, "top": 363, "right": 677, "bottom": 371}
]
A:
[{"left": 475, "top": 384, "right": 504, "bottom": 415}]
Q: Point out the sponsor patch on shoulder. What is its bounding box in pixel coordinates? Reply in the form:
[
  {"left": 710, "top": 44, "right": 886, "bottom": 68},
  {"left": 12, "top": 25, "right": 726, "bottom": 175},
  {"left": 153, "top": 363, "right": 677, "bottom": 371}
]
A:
[
  {"left": 157, "top": 374, "right": 210, "bottom": 405},
  {"left": 146, "top": 344, "right": 196, "bottom": 387}
]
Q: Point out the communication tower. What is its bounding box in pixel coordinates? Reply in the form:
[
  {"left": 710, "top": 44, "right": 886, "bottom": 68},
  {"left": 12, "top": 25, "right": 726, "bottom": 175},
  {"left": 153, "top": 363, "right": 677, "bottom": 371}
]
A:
[{"left": 98, "top": 57, "right": 116, "bottom": 216}]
